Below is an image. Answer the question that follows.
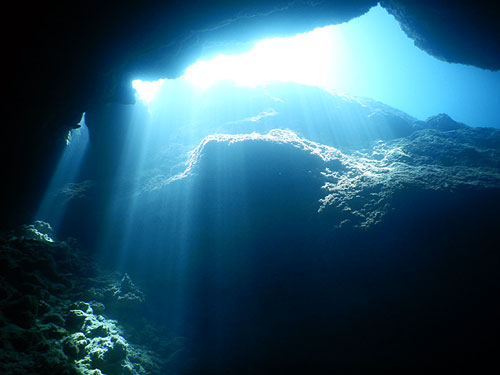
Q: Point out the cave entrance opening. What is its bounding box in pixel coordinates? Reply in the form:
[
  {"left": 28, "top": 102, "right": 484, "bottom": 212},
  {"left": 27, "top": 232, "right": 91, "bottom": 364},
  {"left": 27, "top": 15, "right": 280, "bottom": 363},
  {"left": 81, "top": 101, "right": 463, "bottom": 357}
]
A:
[{"left": 132, "top": 4, "right": 500, "bottom": 127}]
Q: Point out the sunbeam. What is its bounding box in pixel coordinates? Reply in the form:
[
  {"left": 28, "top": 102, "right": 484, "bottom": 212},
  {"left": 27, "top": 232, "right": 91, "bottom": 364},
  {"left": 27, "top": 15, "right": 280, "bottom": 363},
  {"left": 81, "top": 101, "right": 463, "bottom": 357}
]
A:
[{"left": 35, "top": 113, "right": 90, "bottom": 232}]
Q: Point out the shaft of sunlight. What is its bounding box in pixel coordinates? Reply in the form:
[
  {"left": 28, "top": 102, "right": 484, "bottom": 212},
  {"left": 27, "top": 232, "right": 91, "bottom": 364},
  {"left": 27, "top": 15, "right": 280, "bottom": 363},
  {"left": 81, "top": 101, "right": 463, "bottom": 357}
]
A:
[{"left": 36, "top": 113, "right": 90, "bottom": 231}]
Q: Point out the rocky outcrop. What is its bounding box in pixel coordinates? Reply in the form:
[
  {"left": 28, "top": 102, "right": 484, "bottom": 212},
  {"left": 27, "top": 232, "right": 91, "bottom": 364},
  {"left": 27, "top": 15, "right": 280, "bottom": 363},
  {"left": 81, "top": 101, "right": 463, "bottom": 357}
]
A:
[
  {"left": 381, "top": 0, "right": 500, "bottom": 70},
  {"left": 0, "top": 224, "right": 182, "bottom": 375},
  {"left": 61, "top": 301, "right": 160, "bottom": 375},
  {"left": 86, "top": 274, "right": 145, "bottom": 319},
  {"left": 319, "top": 125, "right": 500, "bottom": 226},
  {"left": 170, "top": 124, "right": 500, "bottom": 229}
]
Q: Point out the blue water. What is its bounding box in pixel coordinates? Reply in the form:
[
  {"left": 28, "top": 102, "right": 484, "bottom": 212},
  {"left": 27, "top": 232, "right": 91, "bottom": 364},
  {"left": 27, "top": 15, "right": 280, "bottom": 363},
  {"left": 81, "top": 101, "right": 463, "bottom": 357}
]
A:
[{"left": 329, "top": 5, "right": 500, "bottom": 128}]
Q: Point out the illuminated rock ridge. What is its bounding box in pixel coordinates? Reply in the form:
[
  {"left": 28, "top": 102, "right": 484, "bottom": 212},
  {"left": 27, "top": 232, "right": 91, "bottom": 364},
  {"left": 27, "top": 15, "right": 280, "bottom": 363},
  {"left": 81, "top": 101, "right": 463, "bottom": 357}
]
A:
[
  {"left": 177, "top": 124, "right": 500, "bottom": 228},
  {"left": 131, "top": 83, "right": 500, "bottom": 232}
]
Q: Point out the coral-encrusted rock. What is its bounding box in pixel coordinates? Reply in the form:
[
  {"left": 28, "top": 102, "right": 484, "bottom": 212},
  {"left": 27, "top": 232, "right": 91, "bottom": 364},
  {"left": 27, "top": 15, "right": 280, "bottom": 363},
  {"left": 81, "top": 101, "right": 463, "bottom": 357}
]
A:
[
  {"left": 65, "top": 309, "right": 89, "bottom": 333},
  {"left": 41, "top": 312, "right": 66, "bottom": 326},
  {"left": 72, "top": 301, "right": 94, "bottom": 314},
  {"left": 114, "top": 274, "right": 145, "bottom": 312},
  {"left": 90, "top": 301, "right": 105, "bottom": 314},
  {"left": 60, "top": 301, "right": 163, "bottom": 374},
  {"left": 89, "top": 335, "right": 128, "bottom": 372},
  {"left": 1, "top": 230, "right": 170, "bottom": 375},
  {"left": 13, "top": 220, "right": 55, "bottom": 243},
  {"left": 86, "top": 322, "right": 110, "bottom": 339},
  {"left": 87, "top": 273, "right": 146, "bottom": 318},
  {"left": 40, "top": 323, "right": 68, "bottom": 340},
  {"left": 63, "top": 332, "right": 89, "bottom": 359}
]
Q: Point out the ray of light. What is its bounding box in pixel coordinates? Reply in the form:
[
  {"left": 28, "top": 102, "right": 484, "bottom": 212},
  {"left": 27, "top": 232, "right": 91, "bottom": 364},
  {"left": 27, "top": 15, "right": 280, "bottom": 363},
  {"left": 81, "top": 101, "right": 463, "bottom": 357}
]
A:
[{"left": 35, "top": 113, "right": 90, "bottom": 232}]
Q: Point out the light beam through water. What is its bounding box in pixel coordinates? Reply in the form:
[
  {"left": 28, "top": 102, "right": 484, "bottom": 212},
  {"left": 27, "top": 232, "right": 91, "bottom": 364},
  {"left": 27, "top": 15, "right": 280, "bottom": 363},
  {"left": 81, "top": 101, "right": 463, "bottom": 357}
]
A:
[{"left": 36, "top": 113, "right": 90, "bottom": 232}]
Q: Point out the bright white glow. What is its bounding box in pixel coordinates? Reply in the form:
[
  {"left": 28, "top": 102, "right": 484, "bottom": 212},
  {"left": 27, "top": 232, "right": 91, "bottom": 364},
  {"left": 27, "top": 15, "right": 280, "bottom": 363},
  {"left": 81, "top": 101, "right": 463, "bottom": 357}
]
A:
[
  {"left": 132, "top": 25, "right": 348, "bottom": 101},
  {"left": 184, "top": 26, "right": 345, "bottom": 89},
  {"left": 132, "top": 79, "right": 164, "bottom": 103}
]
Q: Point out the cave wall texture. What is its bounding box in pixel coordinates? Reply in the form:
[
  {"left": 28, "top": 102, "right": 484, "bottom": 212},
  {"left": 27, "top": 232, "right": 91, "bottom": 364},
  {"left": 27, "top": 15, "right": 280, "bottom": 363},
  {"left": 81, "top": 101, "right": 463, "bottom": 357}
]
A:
[{"left": 3, "top": 0, "right": 499, "bottom": 229}]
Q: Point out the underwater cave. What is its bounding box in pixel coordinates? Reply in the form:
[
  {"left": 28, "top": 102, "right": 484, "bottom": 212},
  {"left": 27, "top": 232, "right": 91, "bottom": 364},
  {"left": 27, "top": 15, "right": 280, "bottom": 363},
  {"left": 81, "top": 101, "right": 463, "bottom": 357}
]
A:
[{"left": 2, "top": 1, "right": 500, "bottom": 374}]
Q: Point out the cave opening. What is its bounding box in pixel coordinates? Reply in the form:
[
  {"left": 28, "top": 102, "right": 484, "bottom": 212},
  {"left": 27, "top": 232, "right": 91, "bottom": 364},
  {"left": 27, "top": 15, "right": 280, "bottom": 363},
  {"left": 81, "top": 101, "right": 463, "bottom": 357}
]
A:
[{"left": 133, "top": 4, "right": 500, "bottom": 127}]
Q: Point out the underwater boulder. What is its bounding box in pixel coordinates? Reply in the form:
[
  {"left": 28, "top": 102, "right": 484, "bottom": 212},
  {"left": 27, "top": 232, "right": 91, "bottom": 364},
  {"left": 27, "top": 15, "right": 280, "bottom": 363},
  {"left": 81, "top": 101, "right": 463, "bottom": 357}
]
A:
[
  {"left": 41, "top": 312, "right": 66, "bottom": 326},
  {"left": 424, "top": 113, "right": 468, "bottom": 131},
  {"left": 63, "top": 332, "right": 90, "bottom": 359},
  {"left": 89, "top": 273, "right": 146, "bottom": 317},
  {"left": 89, "top": 335, "right": 128, "bottom": 367},
  {"left": 65, "top": 309, "right": 89, "bottom": 333}
]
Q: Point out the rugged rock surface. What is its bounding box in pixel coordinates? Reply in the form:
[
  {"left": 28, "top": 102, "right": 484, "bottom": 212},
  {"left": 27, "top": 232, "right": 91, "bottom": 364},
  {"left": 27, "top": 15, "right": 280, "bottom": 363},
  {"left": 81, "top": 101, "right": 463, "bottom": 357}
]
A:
[
  {"left": 381, "top": 0, "right": 500, "bottom": 70},
  {"left": 0, "top": 225, "right": 183, "bottom": 375},
  {"left": 159, "top": 122, "right": 500, "bottom": 232}
]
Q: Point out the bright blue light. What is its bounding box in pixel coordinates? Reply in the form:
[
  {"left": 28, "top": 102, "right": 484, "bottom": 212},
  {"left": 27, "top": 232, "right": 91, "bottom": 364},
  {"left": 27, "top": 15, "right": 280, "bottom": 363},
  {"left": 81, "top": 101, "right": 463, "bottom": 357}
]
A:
[{"left": 132, "top": 4, "right": 500, "bottom": 127}]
